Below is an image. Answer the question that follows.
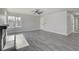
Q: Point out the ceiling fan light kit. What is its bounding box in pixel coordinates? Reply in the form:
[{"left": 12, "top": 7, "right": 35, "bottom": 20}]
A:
[{"left": 32, "top": 9, "right": 43, "bottom": 15}]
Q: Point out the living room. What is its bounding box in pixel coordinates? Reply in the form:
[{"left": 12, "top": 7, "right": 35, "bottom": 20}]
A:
[{"left": 0, "top": 8, "right": 79, "bottom": 51}]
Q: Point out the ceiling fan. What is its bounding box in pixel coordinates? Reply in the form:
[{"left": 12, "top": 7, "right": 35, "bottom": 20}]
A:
[{"left": 32, "top": 9, "right": 43, "bottom": 15}]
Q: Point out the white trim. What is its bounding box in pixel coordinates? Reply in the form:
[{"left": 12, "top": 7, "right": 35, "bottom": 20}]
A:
[{"left": 41, "top": 29, "right": 68, "bottom": 36}]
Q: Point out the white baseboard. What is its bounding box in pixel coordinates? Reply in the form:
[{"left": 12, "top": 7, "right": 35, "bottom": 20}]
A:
[{"left": 41, "top": 29, "right": 69, "bottom": 36}]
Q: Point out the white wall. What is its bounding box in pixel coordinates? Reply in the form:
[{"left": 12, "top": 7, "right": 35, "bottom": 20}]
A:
[
  {"left": 40, "top": 11, "right": 68, "bottom": 35},
  {"left": 7, "top": 12, "right": 40, "bottom": 33},
  {"left": 0, "top": 9, "right": 74, "bottom": 35},
  {"left": 66, "top": 11, "right": 73, "bottom": 35},
  {"left": 40, "top": 11, "right": 74, "bottom": 36},
  {"left": 0, "top": 15, "right": 5, "bottom": 24},
  {"left": 0, "top": 9, "right": 6, "bottom": 25}
]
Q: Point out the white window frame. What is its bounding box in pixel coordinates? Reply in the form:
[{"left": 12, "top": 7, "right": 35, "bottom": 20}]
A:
[{"left": 7, "top": 16, "right": 22, "bottom": 28}]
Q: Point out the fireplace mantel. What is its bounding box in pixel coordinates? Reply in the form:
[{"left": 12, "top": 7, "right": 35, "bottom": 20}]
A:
[{"left": 0, "top": 24, "right": 9, "bottom": 29}]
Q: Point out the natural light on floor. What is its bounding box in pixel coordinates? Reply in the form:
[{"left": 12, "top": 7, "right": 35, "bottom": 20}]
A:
[{"left": 3, "top": 34, "right": 29, "bottom": 50}]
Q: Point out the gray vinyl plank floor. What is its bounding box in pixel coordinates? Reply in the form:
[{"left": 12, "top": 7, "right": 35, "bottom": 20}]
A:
[{"left": 6, "top": 30, "right": 79, "bottom": 51}]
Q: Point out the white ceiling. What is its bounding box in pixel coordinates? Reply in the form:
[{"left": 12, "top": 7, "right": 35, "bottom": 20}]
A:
[{"left": 7, "top": 8, "right": 79, "bottom": 16}]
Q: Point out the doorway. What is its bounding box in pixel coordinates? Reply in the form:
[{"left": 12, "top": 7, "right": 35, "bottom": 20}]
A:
[{"left": 74, "top": 15, "right": 79, "bottom": 33}]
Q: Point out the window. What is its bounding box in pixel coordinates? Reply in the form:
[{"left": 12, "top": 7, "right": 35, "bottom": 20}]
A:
[
  {"left": 8, "top": 16, "right": 21, "bottom": 28},
  {"left": 16, "top": 17, "right": 21, "bottom": 27}
]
